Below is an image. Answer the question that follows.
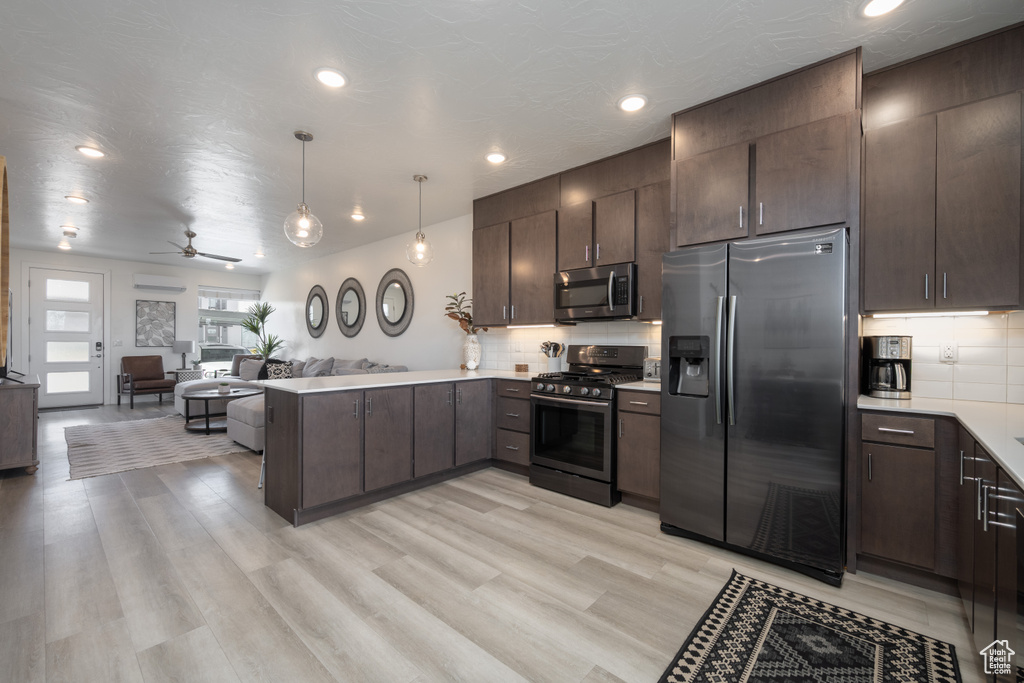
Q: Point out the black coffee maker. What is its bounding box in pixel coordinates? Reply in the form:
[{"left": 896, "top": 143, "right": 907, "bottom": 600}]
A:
[{"left": 863, "top": 336, "right": 912, "bottom": 399}]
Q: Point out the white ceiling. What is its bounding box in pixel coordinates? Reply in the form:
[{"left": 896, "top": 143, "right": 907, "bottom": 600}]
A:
[{"left": 1, "top": 0, "right": 1022, "bottom": 275}]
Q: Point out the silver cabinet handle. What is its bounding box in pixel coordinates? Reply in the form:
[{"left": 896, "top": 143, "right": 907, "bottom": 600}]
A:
[
  {"left": 607, "top": 271, "right": 616, "bottom": 311},
  {"left": 943, "top": 272, "right": 947, "bottom": 299},
  {"left": 759, "top": 202, "right": 763, "bottom": 226},
  {"left": 639, "top": 295, "right": 644, "bottom": 315},
  {"left": 977, "top": 478, "right": 983, "bottom": 521},
  {"left": 715, "top": 296, "right": 724, "bottom": 425},
  {"left": 503, "top": 305, "right": 507, "bottom": 320},
  {"left": 628, "top": 401, "right": 648, "bottom": 406},
  {"left": 353, "top": 399, "right": 359, "bottom": 418},
  {"left": 868, "top": 452, "right": 872, "bottom": 482},
  {"left": 619, "top": 418, "right": 623, "bottom": 438},
  {"left": 925, "top": 274, "right": 929, "bottom": 300},
  {"left": 983, "top": 484, "right": 989, "bottom": 531},
  {"left": 268, "top": 406, "right": 274, "bottom": 424},
  {"left": 504, "top": 445, "right": 519, "bottom": 451},
  {"left": 366, "top": 397, "right": 372, "bottom": 416},
  {"left": 505, "top": 412, "right": 519, "bottom": 418},
  {"left": 447, "top": 389, "right": 453, "bottom": 406},
  {"left": 596, "top": 243, "right": 601, "bottom": 261},
  {"left": 986, "top": 487, "right": 1016, "bottom": 529},
  {"left": 505, "top": 387, "right": 520, "bottom": 393},
  {"left": 457, "top": 388, "right": 463, "bottom": 405},
  {"left": 959, "top": 450, "right": 963, "bottom": 486},
  {"left": 727, "top": 295, "right": 737, "bottom": 426},
  {"left": 878, "top": 427, "right": 914, "bottom": 435},
  {"left": 739, "top": 206, "right": 743, "bottom": 228},
  {"left": 585, "top": 245, "right": 589, "bottom": 263},
  {"left": 511, "top": 305, "right": 515, "bottom": 320}
]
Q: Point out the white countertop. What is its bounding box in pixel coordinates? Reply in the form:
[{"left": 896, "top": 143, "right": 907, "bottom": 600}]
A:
[
  {"left": 859, "top": 396, "right": 1024, "bottom": 490},
  {"left": 259, "top": 369, "right": 532, "bottom": 394},
  {"left": 618, "top": 380, "right": 662, "bottom": 393}
]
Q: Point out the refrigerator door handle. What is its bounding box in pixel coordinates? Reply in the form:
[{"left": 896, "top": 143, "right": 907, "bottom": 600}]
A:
[
  {"left": 727, "top": 294, "right": 737, "bottom": 426},
  {"left": 714, "top": 295, "right": 724, "bottom": 425}
]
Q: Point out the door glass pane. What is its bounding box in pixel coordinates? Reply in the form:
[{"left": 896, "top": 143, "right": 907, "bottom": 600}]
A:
[
  {"left": 46, "top": 341, "right": 90, "bottom": 362},
  {"left": 47, "top": 371, "right": 90, "bottom": 394},
  {"left": 46, "top": 310, "right": 90, "bottom": 332},
  {"left": 45, "top": 279, "right": 90, "bottom": 302}
]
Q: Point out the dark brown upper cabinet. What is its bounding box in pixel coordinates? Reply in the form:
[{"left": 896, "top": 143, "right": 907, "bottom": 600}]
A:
[
  {"left": 557, "top": 201, "right": 594, "bottom": 271},
  {"left": 472, "top": 222, "right": 511, "bottom": 326},
  {"left": 862, "top": 92, "right": 1022, "bottom": 312},
  {"left": 636, "top": 181, "right": 670, "bottom": 320},
  {"left": 509, "top": 210, "right": 557, "bottom": 325},
  {"left": 558, "top": 190, "right": 637, "bottom": 271},
  {"left": 675, "top": 142, "right": 750, "bottom": 246}
]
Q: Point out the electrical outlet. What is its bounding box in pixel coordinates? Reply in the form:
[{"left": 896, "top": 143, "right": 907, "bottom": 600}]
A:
[
  {"left": 512, "top": 341, "right": 522, "bottom": 353},
  {"left": 939, "top": 341, "right": 958, "bottom": 363}
]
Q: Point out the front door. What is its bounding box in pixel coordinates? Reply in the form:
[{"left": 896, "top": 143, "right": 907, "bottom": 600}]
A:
[{"left": 29, "top": 268, "right": 105, "bottom": 408}]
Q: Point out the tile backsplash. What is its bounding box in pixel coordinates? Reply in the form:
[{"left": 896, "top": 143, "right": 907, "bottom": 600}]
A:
[
  {"left": 477, "top": 321, "right": 661, "bottom": 374},
  {"left": 862, "top": 312, "right": 1024, "bottom": 404}
]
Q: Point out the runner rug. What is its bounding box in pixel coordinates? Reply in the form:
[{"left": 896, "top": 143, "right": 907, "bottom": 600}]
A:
[
  {"left": 65, "top": 416, "right": 246, "bottom": 479},
  {"left": 659, "top": 570, "right": 961, "bottom": 683}
]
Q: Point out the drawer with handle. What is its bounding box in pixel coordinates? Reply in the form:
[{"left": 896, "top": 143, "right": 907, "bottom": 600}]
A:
[
  {"left": 617, "top": 390, "right": 661, "bottom": 416},
  {"left": 861, "top": 413, "right": 935, "bottom": 448},
  {"left": 496, "top": 380, "right": 531, "bottom": 398},
  {"left": 497, "top": 396, "right": 530, "bottom": 432},
  {"left": 496, "top": 428, "right": 530, "bottom": 465}
]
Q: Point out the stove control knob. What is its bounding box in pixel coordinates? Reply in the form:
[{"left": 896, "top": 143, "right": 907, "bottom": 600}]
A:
[
  {"left": 579, "top": 387, "right": 590, "bottom": 396},
  {"left": 591, "top": 388, "right": 602, "bottom": 398},
  {"left": 562, "top": 385, "right": 572, "bottom": 394},
  {"left": 536, "top": 382, "right": 546, "bottom": 391},
  {"left": 545, "top": 384, "right": 555, "bottom": 392}
]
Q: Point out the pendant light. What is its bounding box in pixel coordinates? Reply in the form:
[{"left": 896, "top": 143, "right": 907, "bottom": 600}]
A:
[
  {"left": 283, "top": 131, "right": 323, "bottom": 248},
  {"left": 405, "top": 174, "right": 433, "bottom": 267}
]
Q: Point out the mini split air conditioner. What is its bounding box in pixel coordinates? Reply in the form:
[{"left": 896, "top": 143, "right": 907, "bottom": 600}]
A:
[{"left": 132, "top": 274, "right": 187, "bottom": 293}]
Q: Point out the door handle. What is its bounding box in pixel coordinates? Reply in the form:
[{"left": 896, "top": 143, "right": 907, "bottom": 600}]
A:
[
  {"left": 596, "top": 243, "right": 601, "bottom": 261},
  {"left": 924, "top": 274, "right": 929, "bottom": 300},
  {"left": 585, "top": 245, "right": 589, "bottom": 263},
  {"left": 714, "top": 295, "right": 724, "bottom": 425},
  {"left": 447, "top": 389, "right": 453, "bottom": 406},
  {"left": 868, "top": 452, "right": 872, "bottom": 482},
  {"left": 366, "top": 397, "right": 372, "bottom": 416},
  {"left": 457, "top": 388, "right": 463, "bottom": 405},
  {"left": 943, "top": 272, "right": 947, "bottom": 299},
  {"left": 739, "top": 206, "right": 743, "bottom": 228},
  {"left": 726, "top": 294, "right": 737, "bottom": 426},
  {"left": 511, "top": 305, "right": 515, "bottom": 320},
  {"left": 639, "top": 295, "right": 644, "bottom": 315},
  {"left": 618, "top": 418, "right": 623, "bottom": 438},
  {"left": 353, "top": 399, "right": 359, "bottom": 418},
  {"left": 503, "top": 305, "right": 507, "bottom": 320},
  {"left": 607, "top": 271, "right": 616, "bottom": 311},
  {"left": 759, "top": 202, "right": 763, "bottom": 226}
]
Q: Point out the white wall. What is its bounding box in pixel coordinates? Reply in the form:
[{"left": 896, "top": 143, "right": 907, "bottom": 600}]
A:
[
  {"left": 863, "top": 312, "right": 1024, "bottom": 404},
  {"left": 9, "top": 248, "right": 262, "bottom": 404},
  {"left": 260, "top": 215, "right": 474, "bottom": 370}
]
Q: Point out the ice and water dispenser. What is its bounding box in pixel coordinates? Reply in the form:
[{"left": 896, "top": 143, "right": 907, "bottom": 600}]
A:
[{"left": 668, "top": 336, "right": 710, "bottom": 397}]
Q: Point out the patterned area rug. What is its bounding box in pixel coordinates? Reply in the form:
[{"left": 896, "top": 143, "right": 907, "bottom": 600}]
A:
[
  {"left": 65, "top": 416, "right": 247, "bottom": 479},
  {"left": 660, "top": 571, "right": 961, "bottom": 683}
]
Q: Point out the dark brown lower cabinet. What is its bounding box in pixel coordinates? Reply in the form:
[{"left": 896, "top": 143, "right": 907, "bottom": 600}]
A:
[
  {"left": 494, "top": 379, "right": 531, "bottom": 467},
  {"left": 414, "top": 384, "right": 454, "bottom": 478},
  {"left": 972, "top": 446, "right": 998, "bottom": 656},
  {"left": 957, "top": 426, "right": 977, "bottom": 631},
  {"left": 302, "top": 391, "right": 363, "bottom": 508},
  {"left": 994, "top": 469, "right": 1024, "bottom": 682},
  {"left": 616, "top": 390, "right": 661, "bottom": 501},
  {"left": 364, "top": 386, "right": 413, "bottom": 492},
  {"left": 860, "top": 443, "right": 936, "bottom": 569},
  {"left": 455, "top": 380, "right": 492, "bottom": 466}
]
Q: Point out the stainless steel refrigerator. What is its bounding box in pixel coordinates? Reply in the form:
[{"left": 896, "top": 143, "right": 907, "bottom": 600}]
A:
[{"left": 660, "top": 228, "right": 847, "bottom": 585}]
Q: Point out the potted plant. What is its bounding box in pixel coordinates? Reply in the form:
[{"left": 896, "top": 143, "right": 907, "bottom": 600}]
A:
[
  {"left": 241, "top": 302, "right": 285, "bottom": 360},
  {"left": 218, "top": 382, "right": 230, "bottom": 395},
  {"left": 444, "top": 292, "right": 487, "bottom": 370}
]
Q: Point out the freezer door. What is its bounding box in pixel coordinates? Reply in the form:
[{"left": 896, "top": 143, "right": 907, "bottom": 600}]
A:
[
  {"left": 726, "top": 228, "right": 847, "bottom": 573},
  {"left": 660, "top": 244, "right": 728, "bottom": 540}
]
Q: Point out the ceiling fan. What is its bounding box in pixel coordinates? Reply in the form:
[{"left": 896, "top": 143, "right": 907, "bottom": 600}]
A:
[{"left": 150, "top": 230, "right": 241, "bottom": 263}]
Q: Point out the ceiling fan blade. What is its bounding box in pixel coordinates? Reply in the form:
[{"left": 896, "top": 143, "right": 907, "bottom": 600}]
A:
[
  {"left": 197, "top": 252, "right": 242, "bottom": 263},
  {"left": 149, "top": 251, "right": 182, "bottom": 255}
]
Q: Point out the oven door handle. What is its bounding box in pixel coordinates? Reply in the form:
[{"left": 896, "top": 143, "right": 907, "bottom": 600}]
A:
[{"left": 533, "top": 395, "right": 609, "bottom": 408}]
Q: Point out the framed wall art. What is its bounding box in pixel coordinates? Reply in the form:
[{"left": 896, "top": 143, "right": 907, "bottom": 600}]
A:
[{"left": 136, "top": 300, "right": 176, "bottom": 347}]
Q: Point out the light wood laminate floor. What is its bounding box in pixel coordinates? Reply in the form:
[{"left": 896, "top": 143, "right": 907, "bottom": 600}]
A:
[{"left": 0, "top": 401, "right": 985, "bottom": 682}]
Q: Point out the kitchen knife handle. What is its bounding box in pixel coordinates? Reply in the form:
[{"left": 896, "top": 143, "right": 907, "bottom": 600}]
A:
[
  {"left": 727, "top": 295, "right": 737, "bottom": 426},
  {"left": 715, "top": 296, "right": 724, "bottom": 425}
]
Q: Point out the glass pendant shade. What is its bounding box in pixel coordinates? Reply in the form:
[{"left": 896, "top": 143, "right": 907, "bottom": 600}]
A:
[
  {"left": 284, "top": 202, "right": 323, "bottom": 248},
  {"left": 405, "top": 232, "right": 433, "bottom": 266}
]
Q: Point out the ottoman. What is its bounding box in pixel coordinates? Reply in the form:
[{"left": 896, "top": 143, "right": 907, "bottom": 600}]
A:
[{"left": 226, "top": 393, "right": 265, "bottom": 452}]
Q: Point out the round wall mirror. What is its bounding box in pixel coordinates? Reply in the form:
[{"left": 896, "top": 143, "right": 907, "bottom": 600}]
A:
[
  {"left": 335, "top": 278, "right": 366, "bottom": 338},
  {"left": 306, "top": 284, "right": 328, "bottom": 338},
  {"left": 375, "top": 268, "right": 414, "bottom": 337}
]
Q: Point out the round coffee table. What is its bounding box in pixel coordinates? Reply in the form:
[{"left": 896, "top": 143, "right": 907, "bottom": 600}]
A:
[{"left": 181, "top": 387, "right": 263, "bottom": 434}]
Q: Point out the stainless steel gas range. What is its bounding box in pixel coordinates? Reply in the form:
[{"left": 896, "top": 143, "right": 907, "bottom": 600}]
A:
[{"left": 529, "top": 344, "right": 646, "bottom": 507}]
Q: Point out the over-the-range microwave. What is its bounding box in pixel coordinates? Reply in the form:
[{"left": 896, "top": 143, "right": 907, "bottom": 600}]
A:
[{"left": 553, "top": 262, "right": 637, "bottom": 323}]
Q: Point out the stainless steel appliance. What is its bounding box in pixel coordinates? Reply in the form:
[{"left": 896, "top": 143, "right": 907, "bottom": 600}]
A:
[
  {"left": 530, "top": 344, "right": 645, "bottom": 506},
  {"left": 660, "top": 228, "right": 848, "bottom": 586},
  {"left": 554, "top": 263, "right": 636, "bottom": 322},
  {"left": 643, "top": 356, "right": 661, "bottom": 382},
  {"left": 864, "top": 336, "right": 912, "bottom": 399}
]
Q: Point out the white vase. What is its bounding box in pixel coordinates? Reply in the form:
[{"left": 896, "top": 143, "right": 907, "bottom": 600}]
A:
[{"left": 463, "top": 334, "right": 482, "bottom": 370}]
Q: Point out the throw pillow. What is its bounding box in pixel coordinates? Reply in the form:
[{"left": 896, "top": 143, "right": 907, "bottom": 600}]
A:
[
  {"left": 303, "top": 357, "right": 334, "bottom": 377},
  {"left": 331, "top": 358, "right": 368, "bottom": 373},
  {"left": 265, "top": 361, "right": 293, "bottom": 380},
  {"left": 259, "top": 357, "right": 290, "bottom": 380},
  {"left": 289, "top": 358, "right": 306, "bottom": 377},
  {"left": 239, "top": 358, "right": 264, "bottom": 381}
]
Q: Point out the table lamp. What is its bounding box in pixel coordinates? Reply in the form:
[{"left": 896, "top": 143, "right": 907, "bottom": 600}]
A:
[{"left": 173, "top": 340, "right": 195, "bottom": 370}]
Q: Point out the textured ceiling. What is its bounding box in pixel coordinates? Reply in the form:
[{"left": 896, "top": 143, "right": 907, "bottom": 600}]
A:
[{"left": 1, "top": 0, "right": 1022, "bottom": 274}]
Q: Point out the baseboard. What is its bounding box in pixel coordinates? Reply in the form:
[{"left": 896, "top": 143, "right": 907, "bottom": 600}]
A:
[
  {"left": 855, "top": 554, "right": 959, "bottom": 597},
  {"left": 621, "top": 492, "right": 659, "bottom": 513}
]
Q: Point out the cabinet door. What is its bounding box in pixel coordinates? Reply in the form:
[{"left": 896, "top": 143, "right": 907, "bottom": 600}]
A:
[
  {"left": 496, "top": 397, "right": 530, "bottom": 433},
  {"left": 937, "top": 92, "right": 1022, "bottom": 310},
  {"left": 636, "top": 181, "right": 669, "bottom": 320},
  {"left": 0, "top": 385, "right": 37, "bottom": 467},
  {"left": 414, "top": 384, "right": 454, "bottom": 478},
  {"left": 455, "top": 380, "right": 492, "bottom": 466},
  {"left": 557, "top": 202, "right": 593, "bottom": 271},
  {"left": 510, "top": 210, "right": 557, "bottom": 325},
  {"left": 674, "top": 142, "right": 749, "bottom": 246},
  {"left": 957, "top": 426, "right": 977, "bottom": 630},
  {"left": 860, "top": 442, "right": 936, "bottom": 569},
  {"left": 754, "top": 114, "right": 849, "bottom": 235},
  {"left": 264, "top": 389, "right": 301, "bottom": 520},
  {"left": 495, "top": 428, "right": 529, "bottom": 465},
  {"left": 973, "top": 446, "right": 998, "bottom": 654},
  {"left": 862, "top": 116, "right": 937, "bottom": 312},
  {"left": 594, "top": 189, "right": 636, "bottom": 265},
  {"left": 995, "top": 469, "right": 1024, "bottom": 682},
  {"left": 616, "top": 411, "right": 660, "bottom": 499},
  {"left": 302, "top": 391, "right": 363, "bottom": 508},
  {"left": 364, "top": 387, "right": 413, "bottom": 492},
  {"left": 472, "top": 222, "right": 510, "bottom": 326}
]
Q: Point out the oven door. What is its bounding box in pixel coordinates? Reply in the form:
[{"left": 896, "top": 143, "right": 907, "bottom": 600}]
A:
[{"left": 530, "top": 393, "right": 613, "bottom": 481}]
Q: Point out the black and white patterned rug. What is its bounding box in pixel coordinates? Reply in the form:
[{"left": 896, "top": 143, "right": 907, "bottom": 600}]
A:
[{"left": 659, "top": 570, "right": 961, "bottom": 683}]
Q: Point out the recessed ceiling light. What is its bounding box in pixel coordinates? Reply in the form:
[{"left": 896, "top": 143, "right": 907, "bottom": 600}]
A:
[
  {"left": 61, "top": 225, "right": 79, "bottom": 238},
  {"left": 617, "top": 94, "right": 647, "bottom": 112},
  {"left": 64, "top": 195, "right": 89, "bottom": 204},
  {"left": 350, "top": 213, "right": 366, "bottom": 221},
  {"left": 486, "top": 152, "right": 507, "bottom": 164},
  {"left": 57, "top": 239, "right": 71, "bottom": 250},
  {"left": 861, "top": 0, "right": 904, "bottom": 17},
  {"left": 60, "top": 224, "right": 79, "bottom": 231},
  {"left": 253, "top": 251, "right": 265, "bottom": 258},
  {"left": 314, "top": 68, "right": 347, "bottom": 88},
  {"left": 225, "top": 263, "right": 235, "bottom": 270},
  {"left": 75, "top": 145, "right": 104, "bottom": 158}
]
